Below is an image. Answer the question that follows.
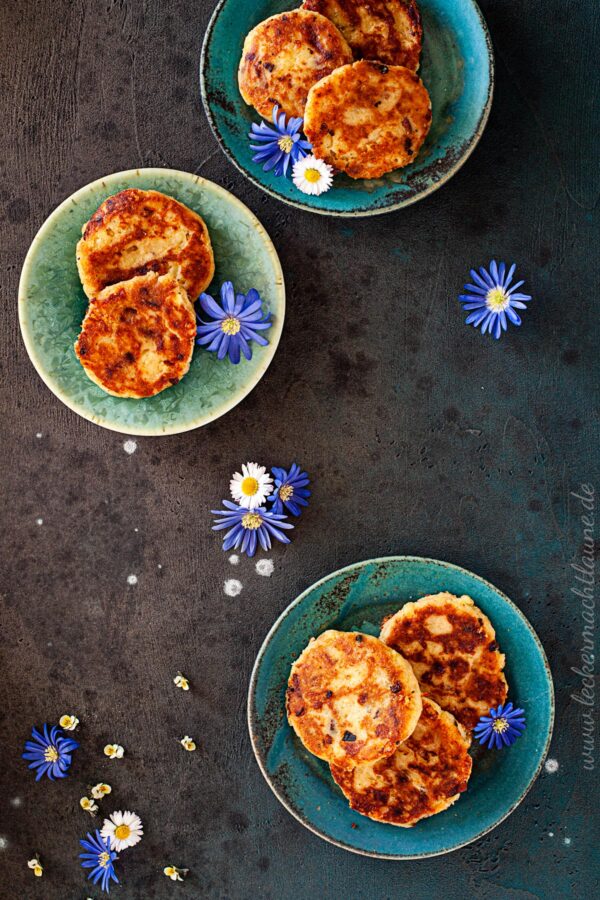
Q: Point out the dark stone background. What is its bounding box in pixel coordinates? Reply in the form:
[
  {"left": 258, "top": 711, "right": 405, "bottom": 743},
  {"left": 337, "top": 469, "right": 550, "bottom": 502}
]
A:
[{"left": 1, "top": 1, "right": 598, "bottom": 897}]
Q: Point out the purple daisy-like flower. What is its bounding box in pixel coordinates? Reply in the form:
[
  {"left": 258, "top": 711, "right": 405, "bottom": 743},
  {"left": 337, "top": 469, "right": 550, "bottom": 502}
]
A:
[
  {"left": 196, "top": 282, "right": 272, "bottom": 364},
  {"left": 269, "top": 464, "right": 311, "bottom": 517},
  {"left": 211, "top": 500, "right": 293, "bottom": 557},
  {"left": 249, "top": 105, "right": 312, "bottom": 177},
  {"left": 22, "top": 724, "right": 79, "bottom": 781},
  {"left": 80, "top": 829, "right": 119, "bottom": 894},
  {"left": 473, "top": 702, "right": 527, "bottom": 749},
  {"left": 459, "top": 260, "right": 532, "bottom": 339}
]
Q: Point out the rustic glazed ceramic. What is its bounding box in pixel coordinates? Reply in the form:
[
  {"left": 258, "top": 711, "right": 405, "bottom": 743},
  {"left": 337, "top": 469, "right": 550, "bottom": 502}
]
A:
[
  {"left": 248, "top": 556, "right": 554, "bottom": 858},
  {"left": 201, "top": 0, "right": 494, "bottom": 215},
  {"left": 19, "top": 168, "right": 285, "bottom": 435}
]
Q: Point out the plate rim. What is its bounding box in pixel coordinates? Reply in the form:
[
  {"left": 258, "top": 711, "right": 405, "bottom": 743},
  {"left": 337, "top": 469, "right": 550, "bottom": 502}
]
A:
[
  {"left": 247, "top": 554, "right": 555, "bottom": 859},
  {"left": 18, "top": 167, "right": 285, "bottom": 437},
  {"left": 200, "top": 0, "right": 495, "bottom": 217}
]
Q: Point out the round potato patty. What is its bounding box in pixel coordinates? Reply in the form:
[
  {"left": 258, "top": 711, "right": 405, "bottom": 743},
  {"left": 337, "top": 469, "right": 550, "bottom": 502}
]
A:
[
  {"left": 330, "top": 697, "right": 472, "bottom": 826},
  {"left": 304, "top": 59, "right": 431, "bottom": 178},
  {"left": 286, "top": 630, "right": 422, "bottom": 769},
  {"left": 74, "top": 272, "right": 196, "bottom": 399},
  {"left": 77, "top": 189, "right": 214, "bottom": 301},
  {"left": 302, "top": 0, "right": 423, "bottom": 70},
  {"left": 380, "top": 593, "right": 508, "bottom": 731},
  {"left": 238, "top": 10, "right": 353, "bottom": 119}
]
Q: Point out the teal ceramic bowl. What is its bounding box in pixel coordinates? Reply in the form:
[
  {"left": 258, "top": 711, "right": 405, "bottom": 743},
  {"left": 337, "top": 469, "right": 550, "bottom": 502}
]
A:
[
  {"left": 248, "top": 557, "right": 554, "bottom": 858},
  {"left": 201, "top": 0, "right": 493, "bottom": 216},
  {"left": 19, "top": 169, "right": 285, "bottom": 436}
]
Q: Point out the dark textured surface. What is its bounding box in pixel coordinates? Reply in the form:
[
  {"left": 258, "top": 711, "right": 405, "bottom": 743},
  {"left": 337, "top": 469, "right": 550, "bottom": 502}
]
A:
[{"left": 0, "top": 1, "right": 599, "bottom": 898}]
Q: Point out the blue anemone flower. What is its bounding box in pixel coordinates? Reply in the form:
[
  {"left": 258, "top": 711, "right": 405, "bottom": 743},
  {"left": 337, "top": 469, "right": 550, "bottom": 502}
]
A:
[
  {"left": 211, "top": 500, "right": 293, "bottom": 557},
  {"left": 22, "top": 724, "right": 79, "bottom": 781},
  {"left": 473, "top": 702, "right": 527, "bottom": 749},
  {"left": 249, "top": 105, "right": 312, "bottom": 177},
  {"left": 80, "top": 830, "right": 119, "bottom": 894},
  {"left": 459, "top": 260, "right": 531, "bottom": 339},
  {"left": 196, "top": 282, "right": 272, "bottom": 364},
  {"left": 269, "top": 464, "right": 311, "bottom": 517}
]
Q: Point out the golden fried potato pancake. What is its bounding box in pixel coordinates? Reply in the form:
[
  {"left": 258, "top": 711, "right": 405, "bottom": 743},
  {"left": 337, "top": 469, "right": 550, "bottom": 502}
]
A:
[
  {"left": 238, "top": 10, "right": 353, "bottom": 118},
  {"left": 77, "top": 189, "right": 214, "bottom": 301},
  {"left": 331, "top": 697, "right": 472, "bottom": 826},
  {"left": 74, "top": 272, "right": 196, "bottom": 399},
  {"left": 286, "top": 630, "right": 422, "bottom": 769},
  {"left": 302, "top": 0, "right": 422, "bottom": 70},
  {"left": 380, "top": 593, "right": 508, "bottom": 730},
  {"left": 304, "top": 59, "right": 431, "bottom": 178}
]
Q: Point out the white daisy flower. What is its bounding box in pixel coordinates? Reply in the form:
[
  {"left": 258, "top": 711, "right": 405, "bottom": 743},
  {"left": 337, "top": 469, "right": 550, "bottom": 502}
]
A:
[
  {"left": 174, "top": 672, "right": 190, "bottom": 691},
  {"left": 101, "top": 810, "right": 144, "bottom": 851},
  {"left": 292, "top": 155, "right": 334, "bottom": 196},
  {"left": 180, "top": 735, "right": 196, "bottom": 752},
  {"left": 80, "top": 797, "right": 98, "bottom": 816},
  {"left": 230, "top": 462, "right": 273, "bottom": 510},
  {"left": 91, "top": 782, "right": 112, "bottom": 799},
  {"left": 164, "top": 865, "right": 188, "bottom": 881},
  {"left": 59, "top": 714, "right": 79, "bottom": 730},
  {"left": 104, "top": 743, "right": 124, "bottom": 759}
]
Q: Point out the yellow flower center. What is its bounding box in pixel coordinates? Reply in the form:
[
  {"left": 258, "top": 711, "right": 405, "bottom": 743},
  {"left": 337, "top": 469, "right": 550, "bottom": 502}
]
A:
[
  {"left": 304, "top": 167, "right": 322, "bottom": 184},
  {"left": 278, "top": 136, "right": 293, "bottom": 154},
  {"left": 279, "top": 484, "right": 293, "bottom": 502},
  {"left": 242, "top": 512, "right": 262, "bottom": 530},
  {"left": 44, "top": 746, "right": 59, "bottom": 762},
  {"left": 221, "top": 316, "right": 241, "bottom": 335},
  {"left": 98, "top": 852, "right": 111, "bottom": 868},
  {"left": 241, "top": 476, "right": 259, "bottom": 496},
  {"left": 114, "top": 824, "right": 131, "bottom": 841},
  {"left": 492, "top": 717, "right": 509, "bottom": 734},
  {"left": 486, "top": 286, "right": 509, "bottom": 312}
]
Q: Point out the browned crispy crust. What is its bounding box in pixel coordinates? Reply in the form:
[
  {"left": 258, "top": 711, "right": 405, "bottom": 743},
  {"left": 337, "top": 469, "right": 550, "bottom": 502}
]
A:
[
  {"left": 380, "top": 593, "right": 508, "bottom": 730},
  {"left": 286, "top": 630, "right": 422, "bottom": 769},
  {"left": 304, "top": 60, "right": 431, "bottom": 178},
  {"left": 330, "top": 697, "right": 472, "bottom": 826},
  {"left": 238, "top": 10, "right": 353, "bottom": 118},
  {"left": 74, "top": 272, "right": 196, "bottom": 399},
  {"left": 302, "top": 0, "right": 422, "bottom": 70},
  {"left": 76, "top": 189, "right": 214, "bottom": 301}
]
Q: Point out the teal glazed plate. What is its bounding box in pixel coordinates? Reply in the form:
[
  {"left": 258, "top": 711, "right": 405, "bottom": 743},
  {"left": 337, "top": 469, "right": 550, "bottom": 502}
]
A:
[
  {"left": 19, "top": 168, "right": 285, "bottom": 436},
  {"left": 201, "top": 0, "right": 494, "bottom": 216},
  {"left": 248, "top": 557, "right": 554, "bottom": 858}
]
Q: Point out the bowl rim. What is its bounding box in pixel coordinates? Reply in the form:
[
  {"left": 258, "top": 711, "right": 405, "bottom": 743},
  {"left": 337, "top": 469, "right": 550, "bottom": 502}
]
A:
[
  {"left": 18, "top": 167, "right": 285, "bottom": 437},
  {"left": 200, "top": 0, "right": 495, "bottom": 217},
  {"left": 247, "top": 555, "right": 555, "bottom": 859}
]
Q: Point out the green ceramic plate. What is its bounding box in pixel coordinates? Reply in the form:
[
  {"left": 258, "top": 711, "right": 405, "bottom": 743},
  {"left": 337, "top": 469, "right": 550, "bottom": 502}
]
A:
[
  {"left": 248, "top": 556, "right": 554, "bottom": 858},
  {"left": 201, "top": 0, "right": 494, "bottom": 216},
  {"left": 19, "top": 168, "right": 285, "bottom": 436}
]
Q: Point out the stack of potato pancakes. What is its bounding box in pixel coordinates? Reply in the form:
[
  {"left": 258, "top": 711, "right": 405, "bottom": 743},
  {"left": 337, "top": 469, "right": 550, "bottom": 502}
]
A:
[
  {"left": 286, "top": 593, "right": 508, "bottom": 826},
  {"left": 238, "top": 1, "right": 433, "bottom": 179},
  {"left": 74, "top": 189, "right": 214, "bottom": 398}
]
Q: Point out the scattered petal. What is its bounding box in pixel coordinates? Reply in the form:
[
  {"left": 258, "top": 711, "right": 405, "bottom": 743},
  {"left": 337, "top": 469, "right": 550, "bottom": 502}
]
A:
[
  {"left": 164, "top": 865, "right": 189, "bottom": 881},
  {"left": 59, "top": 714, "right": 79, "bottom": 731},
  {"left": 91, "top": 783, "right": 112, "bottom": 799},
  {"left": 180, "top": 736, "right": 196, "bottom": 752},
  {"left": 27, "top": 856, "right": 43, "bottom": 877},
  {"left": 80, "top": 797, "right": 99, "bottom": 816},
  {"left": 174, "top": 673, "right": 190, "bottom": 691},
  {"left": 104, "top": 744, "right": 124, "bottom": 760}
]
